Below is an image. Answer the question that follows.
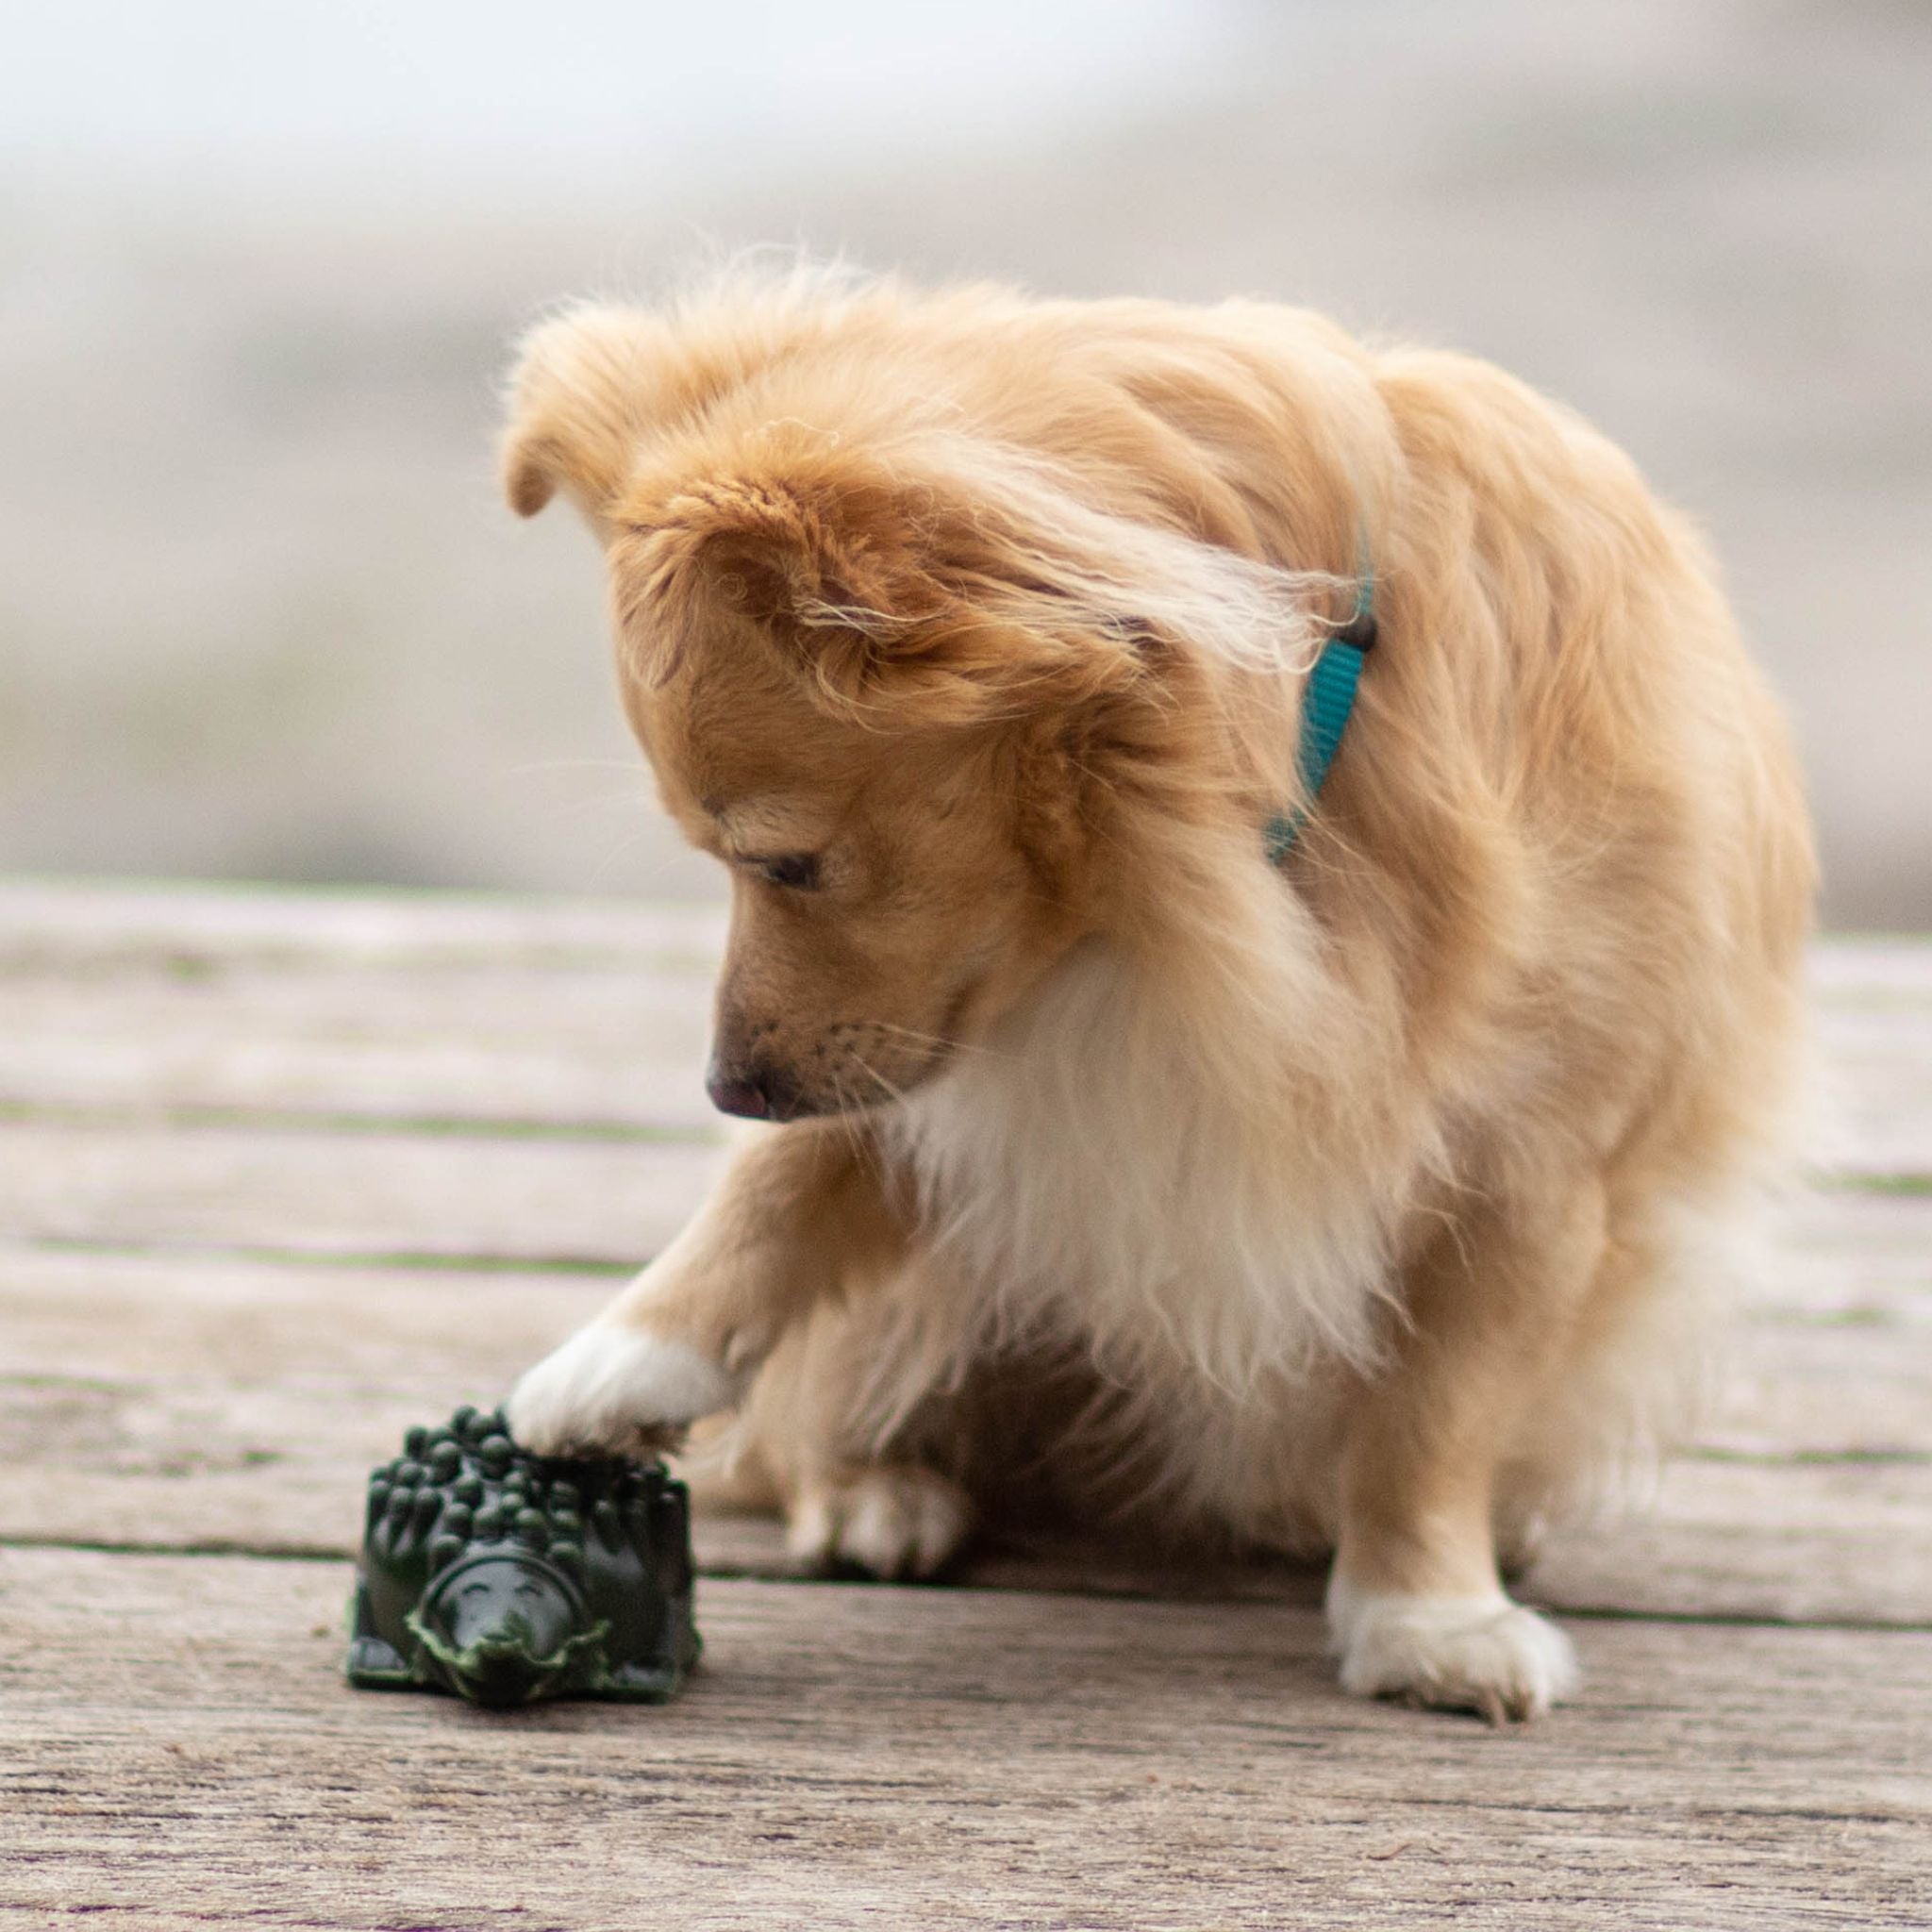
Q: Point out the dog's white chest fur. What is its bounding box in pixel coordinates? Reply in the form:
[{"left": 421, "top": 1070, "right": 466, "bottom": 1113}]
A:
[{"left": 887, "top": 941, "right": 1396, "bottom": 1396}]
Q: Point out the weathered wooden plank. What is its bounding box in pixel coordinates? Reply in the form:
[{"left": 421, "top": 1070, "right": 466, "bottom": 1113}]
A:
[
  {"left": 1809, "top": 935, "right": 1932, "bottom": 1004},
  {"left": 6, "top": 976, "right": 1925, "bottom": 1169},
  {"left": 0, "top": 1250, "right": 610, "bottom": 1560},
  {"left": 2, "top": 880, "right": 1920, "bottom": 999},
  {"left": 0, "top": 962, "right": 722, "bottom": 1131},
  {"left": 6, "top": 1239, "right": 1926, "bottom": 1458},
  {"left": 9, "top": 994, "right": 1925, "bottom": 1180},
  {"left": 0, "top": 1117, "right": 726, "bottom": 1263},
  {"left": 10, "top": 1428, "right": 1921, "bottom": 1626},
  {"left": 2, "top": 884, "right": 1927, "bottom": 1169},
  {"left": 1809, "top": 1007, "right": 1932, "bottom": 1175},
  {"left": 2, "top": 1099, "right": 1923, "bottom": 1281},
  {"left": 0, "top": 876, "right": 726, "bottom": 966},
  {"left": 0, "top": 882, "right": 725, "bottom": 1132},
  {"left": 5, "top": 993, "right": 1927, "bottom": 1174},
  {"left": 1526, "top": 1457, "right": 1932, "bottom": 1627},
  {"left": 0, "top": 1546, "right": 1925, "bottom": 1932},
  {"left": 3, "top": 1243, "right": 1925, "bottom": 1624}
]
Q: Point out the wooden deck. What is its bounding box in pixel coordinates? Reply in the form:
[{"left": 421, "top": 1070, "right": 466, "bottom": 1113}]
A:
[{"left": 1, "top": 879, "right": 1926, "bottom": 1930}]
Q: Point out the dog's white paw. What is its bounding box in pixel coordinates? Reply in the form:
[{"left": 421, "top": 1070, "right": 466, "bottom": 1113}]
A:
[
  {"left": 506, "top": 1322, "right": 737, "bottom": 1457},
  {"left": 1326, "top": 1577, "right": 1578, "bottom": 1723},
  {"left": 786, "top": 1467, "right": 973, "bottom": 1580}
]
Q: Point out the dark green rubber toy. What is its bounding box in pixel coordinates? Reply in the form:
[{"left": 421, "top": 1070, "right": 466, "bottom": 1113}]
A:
[{"left": 346, "top": 1404, "right": 699, "bottom": 1708}]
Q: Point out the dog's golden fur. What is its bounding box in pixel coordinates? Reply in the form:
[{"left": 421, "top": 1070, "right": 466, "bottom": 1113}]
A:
[{"left": 501, "top": 267, "right": 1814, "bottom": 1718}]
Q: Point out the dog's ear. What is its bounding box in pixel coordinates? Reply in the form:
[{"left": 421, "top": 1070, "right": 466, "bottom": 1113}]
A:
[
  {"left": 615, "top": 437, "right": 1329, "bottom": 722},
  {"left": 500, "top": 305, "right": 666, "bottom": 521},
  {"left": 615, "top": 453, "right": 1003, "bottom": 716},
  {"left": 639, "top": 464, "right": 940, "bottom": 636}
]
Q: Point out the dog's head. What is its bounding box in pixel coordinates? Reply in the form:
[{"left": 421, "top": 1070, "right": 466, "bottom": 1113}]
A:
[{"left": 502, "top": 287, "right": 1341, "bottom": 1120}]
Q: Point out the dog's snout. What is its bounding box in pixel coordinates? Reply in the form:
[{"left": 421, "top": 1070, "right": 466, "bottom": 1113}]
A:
[{"left": 705, "top": 1056, "right": 801, "bottom": 1122}]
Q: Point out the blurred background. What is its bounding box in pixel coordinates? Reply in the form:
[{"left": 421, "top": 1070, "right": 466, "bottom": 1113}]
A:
[{"left": 1, "top": 0, "right": 1925, "bottom": 924}]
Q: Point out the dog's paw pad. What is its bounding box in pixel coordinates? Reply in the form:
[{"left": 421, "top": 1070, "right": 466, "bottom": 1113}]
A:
[
  {"left": 786, "top": 1467, "right": 973, "bottom": 1580},
  {"left": 1328, "top": 1583, "right": 1578, "bottom": 1723},
  {"left": 506, "top": 1323, "right": 735, "bottom": 1457}
]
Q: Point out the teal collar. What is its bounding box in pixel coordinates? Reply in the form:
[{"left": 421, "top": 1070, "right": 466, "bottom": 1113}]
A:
[{"left": 1263, "top": 574, "right": 1375, "bottom": 864}]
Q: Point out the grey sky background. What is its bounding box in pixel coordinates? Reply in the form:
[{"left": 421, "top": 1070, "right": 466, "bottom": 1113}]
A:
[
  {"left": 0, "top": 0, "right": 1242, "bottom": 179},
  {"left": 2, "top": 0, "right": 1926, "bottom": 922}
]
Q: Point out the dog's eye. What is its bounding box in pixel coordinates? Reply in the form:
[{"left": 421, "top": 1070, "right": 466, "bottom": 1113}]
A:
[{"left": 750, "top": 853, "right": 822, "bottom": 892}]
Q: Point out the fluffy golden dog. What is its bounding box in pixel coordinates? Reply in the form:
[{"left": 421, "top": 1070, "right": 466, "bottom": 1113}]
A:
[{"left": 500, "top": 268, "right": 1813, "bottom": 1719}]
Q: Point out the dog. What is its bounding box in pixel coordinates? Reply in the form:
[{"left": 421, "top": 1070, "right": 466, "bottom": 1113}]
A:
[{"left": 499, "top": 266, "right": 1813, "bottom": 1720}]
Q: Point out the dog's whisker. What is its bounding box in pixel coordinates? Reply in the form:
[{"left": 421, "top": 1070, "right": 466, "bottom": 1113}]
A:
[
  {"left": 864, "top": 1021, "right": 1012, "bottom": 1065},
  {"left": 844, "top": 1050, "right": 909, "bottom": 1108}
]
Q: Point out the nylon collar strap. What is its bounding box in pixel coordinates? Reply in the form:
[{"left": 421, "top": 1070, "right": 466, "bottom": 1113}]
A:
[{"left": 1262, "top": 571, "right": 1376, "bottom": 864}]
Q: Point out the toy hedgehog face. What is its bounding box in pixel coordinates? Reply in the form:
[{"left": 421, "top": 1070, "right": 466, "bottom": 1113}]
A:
[
  {"left": 414, "top": 1550, "right": 596, "bottom": 1707},
  {"left": 427, "top": 1552, "right": 581, "bottom": 1652},
  {"left": 346, "top": 1404, "right": 700, "bottom": 1707}
]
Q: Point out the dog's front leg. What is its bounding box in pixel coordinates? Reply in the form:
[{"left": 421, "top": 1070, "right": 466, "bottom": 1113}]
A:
[
  {"left": 1326, "top": 1176, "right": 1607, "bottom": 1721},
  {"left": 507, "top": 1121, "right": 899, "bottom": 1457}
]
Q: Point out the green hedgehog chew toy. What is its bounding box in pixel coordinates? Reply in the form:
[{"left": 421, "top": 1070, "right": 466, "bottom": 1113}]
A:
[{"left": 345, "top": 1404, "right": 699, "bottom": 1708}]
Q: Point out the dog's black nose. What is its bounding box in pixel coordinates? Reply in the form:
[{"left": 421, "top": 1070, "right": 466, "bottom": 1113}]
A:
[
  {"left": 705, "top": 1059, "right": 799, "bottom": 1121},
  {"left": 707, "top": 1069, "right": 770, "bottom": 1119}
]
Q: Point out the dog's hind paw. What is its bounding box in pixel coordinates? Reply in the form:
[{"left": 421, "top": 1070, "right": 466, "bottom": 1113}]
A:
[
  {"left": 1326, "top": 1578, "right": 1578, "bottom": 1723},
  {"left": 785, "top": 1466, "right": 974, "bottom": 1580}
]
